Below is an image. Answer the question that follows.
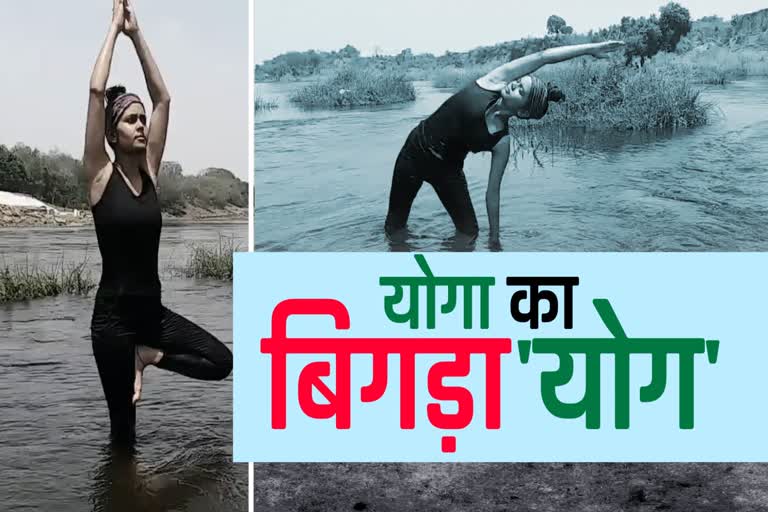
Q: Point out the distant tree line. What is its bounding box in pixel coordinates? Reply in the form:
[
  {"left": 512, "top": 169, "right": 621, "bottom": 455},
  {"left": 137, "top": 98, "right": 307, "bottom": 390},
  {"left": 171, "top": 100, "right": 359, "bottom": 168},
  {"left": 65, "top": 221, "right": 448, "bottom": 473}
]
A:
[
  {"left": 257, "top": 2, "right": 709, "bottom": 81},
  {"left": 0, "top": 144, "right": 247, "bottom": 214}
]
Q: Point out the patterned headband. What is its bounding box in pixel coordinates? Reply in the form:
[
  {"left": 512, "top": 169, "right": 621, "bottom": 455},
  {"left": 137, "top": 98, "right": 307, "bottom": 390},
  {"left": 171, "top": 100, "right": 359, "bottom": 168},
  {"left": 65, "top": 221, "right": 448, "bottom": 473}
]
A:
[
  {"left": 106, "top": 93, "right": 144, "bottom": 139},
  {"left": 526, "top": 76, "right": 548, "bottom": 120}
]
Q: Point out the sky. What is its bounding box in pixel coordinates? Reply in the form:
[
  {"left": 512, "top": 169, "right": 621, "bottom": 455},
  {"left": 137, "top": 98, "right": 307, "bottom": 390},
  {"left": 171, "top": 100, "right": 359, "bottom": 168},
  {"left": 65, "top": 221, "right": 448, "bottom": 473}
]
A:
[
  {"left": 254, "top": 0, "right": 767, "bottom": 63},
  {"left": 1, "top": 1, "right": 248, "bottom": 178}
]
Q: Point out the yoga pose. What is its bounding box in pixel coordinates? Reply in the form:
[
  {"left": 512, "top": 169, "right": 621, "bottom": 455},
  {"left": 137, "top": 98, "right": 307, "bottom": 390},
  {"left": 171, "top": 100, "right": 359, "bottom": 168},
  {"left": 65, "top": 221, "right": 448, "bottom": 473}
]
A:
[
  {"left": 384, "top": 40, "right": 624, "bottom": 246},
  {"left": 84, "top": 0, "right": 232, "bottom": 446}
]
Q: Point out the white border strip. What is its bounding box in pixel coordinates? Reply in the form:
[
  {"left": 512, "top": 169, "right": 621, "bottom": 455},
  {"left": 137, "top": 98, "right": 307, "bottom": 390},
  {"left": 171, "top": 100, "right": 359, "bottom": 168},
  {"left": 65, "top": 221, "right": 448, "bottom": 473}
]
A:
[
  {"left": 248, "top": 0, "right": 255, "bottom": 510},
  {"left": 247, "top": 0, "right": 255, "bottom": 253},
  {"left": 249, "top": 461, "right": 254, "bottom": 512}
]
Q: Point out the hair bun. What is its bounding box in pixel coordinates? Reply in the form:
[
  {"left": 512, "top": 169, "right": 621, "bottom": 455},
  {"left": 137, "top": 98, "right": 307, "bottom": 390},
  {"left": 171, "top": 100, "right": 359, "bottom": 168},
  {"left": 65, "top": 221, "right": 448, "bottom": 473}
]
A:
[
  {"left": 546, "top": 82, "right": 566, "bottom": 103},
  {"left": 106, "top": 85, "right": 127, "bottom": 104}
]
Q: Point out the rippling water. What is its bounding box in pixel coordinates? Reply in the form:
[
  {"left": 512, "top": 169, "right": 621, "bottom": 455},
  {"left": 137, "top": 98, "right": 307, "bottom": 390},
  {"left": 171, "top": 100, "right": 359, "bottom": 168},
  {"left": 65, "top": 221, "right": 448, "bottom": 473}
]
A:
[
  {"left": 0, "top": 223, "right": 247, "bottom": 511},
  {"left": 254, "top": 79, "right": 768, "bottom": 251}
]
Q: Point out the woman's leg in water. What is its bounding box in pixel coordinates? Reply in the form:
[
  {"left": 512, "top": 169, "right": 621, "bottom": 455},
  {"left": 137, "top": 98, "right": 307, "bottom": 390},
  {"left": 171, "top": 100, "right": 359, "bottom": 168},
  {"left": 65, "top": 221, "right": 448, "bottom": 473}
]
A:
[
  {"left": 429, "top": 168, "right": 479, "bottom": 239},
  {"left": 91, "top": 299, "right": 231, "bottom": 446},
  {"left": 385, "top": 151, "right": 424, "bottom": 236},
  {"left": 150, "top": 306, "right": 233, "bottom": 381},
  {"left": 92, "top": 330, "right": 137, "bottom": 446}
]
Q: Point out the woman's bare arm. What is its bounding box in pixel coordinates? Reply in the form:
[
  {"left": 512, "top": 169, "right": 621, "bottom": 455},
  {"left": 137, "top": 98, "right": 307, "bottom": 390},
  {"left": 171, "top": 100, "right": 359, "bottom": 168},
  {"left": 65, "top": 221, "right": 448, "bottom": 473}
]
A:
[
  {"left": 83, "top": 0, "right": 124, "bottom": 181},
  {"left": 477, "top": 41, "right": 624, "bottom": 91},
  {"left": 124, "top": 0, "right": 171, "bottom": 177},
  {"left": 486, "top": 136, "right": 511, "bottom": 240}
]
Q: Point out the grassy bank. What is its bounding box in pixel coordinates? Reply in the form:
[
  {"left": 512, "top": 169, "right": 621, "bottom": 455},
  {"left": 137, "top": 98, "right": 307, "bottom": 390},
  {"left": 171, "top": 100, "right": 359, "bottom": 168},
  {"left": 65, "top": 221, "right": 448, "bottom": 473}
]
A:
[
  {"left": 658, "top": 48, "right": 768, "bottom": 84},
  {"left": 181, "top": 237, "right": 239, "bottom": 281},
  {"left": 290, "top": 68, "right": 416, "bottom": 108},
  {"left": 528, "top": 60, "right": 713, "bottom": 130},
  {"left": 0, "top": 260, "right": 95, "bottom": 303}
]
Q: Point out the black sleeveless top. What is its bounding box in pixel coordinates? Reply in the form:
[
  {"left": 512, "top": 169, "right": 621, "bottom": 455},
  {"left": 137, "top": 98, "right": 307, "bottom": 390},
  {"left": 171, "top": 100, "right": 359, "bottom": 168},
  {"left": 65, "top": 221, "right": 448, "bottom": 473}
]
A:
[
  {"left": 91, "top": 165, "right": 162, "bottom": 297},
  {"left": 413, "top": 81, "right": 508, "bottom": 165}
]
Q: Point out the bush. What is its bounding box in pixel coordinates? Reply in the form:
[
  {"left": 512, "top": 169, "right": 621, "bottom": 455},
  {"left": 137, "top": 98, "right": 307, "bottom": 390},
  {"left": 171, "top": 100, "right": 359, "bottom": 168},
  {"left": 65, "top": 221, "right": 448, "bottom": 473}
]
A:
[
  {"left": 290, "top": 67, "right": 416, "bottom": 108},
  {"left": 0, "top": 258, "right": 96, "bottom": 303},
  {"left": 181, "top": 237, "right": 240, "bottom": 281},
  {"left": 522, "top": 59, "right": 713, "bottom": 130}
]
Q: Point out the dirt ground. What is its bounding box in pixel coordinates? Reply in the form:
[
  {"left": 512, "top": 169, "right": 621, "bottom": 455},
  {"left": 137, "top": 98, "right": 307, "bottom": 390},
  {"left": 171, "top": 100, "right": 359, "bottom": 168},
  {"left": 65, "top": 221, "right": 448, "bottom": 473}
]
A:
[{"left": 253, "top": 463, "right": 768, "bottom": 511}]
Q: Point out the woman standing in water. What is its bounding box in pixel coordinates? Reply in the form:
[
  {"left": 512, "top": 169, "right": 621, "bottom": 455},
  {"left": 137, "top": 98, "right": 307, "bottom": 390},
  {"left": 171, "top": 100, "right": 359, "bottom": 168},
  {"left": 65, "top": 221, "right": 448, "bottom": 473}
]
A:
[
  {"left": 84, "top": 0, "right": 232, "bottom": 446},
  {"left": 384, "top": 40, "right": 624, "bottom": 247}
]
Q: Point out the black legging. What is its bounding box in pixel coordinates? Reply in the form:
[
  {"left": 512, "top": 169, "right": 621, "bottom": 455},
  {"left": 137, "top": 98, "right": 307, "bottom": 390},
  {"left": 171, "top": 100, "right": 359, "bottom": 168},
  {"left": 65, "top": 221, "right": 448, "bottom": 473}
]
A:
[
  {"left": 385, "top": 130, "right": 479, "bottom": 238},
  {"left": 91, "top": 293, "right": 233, "bottom": 445}
]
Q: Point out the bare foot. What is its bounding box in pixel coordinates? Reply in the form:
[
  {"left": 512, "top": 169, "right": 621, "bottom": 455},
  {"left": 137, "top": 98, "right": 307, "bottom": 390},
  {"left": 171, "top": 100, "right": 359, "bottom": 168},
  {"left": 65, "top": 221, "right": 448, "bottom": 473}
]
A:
[{"left": 133, "top": 345, "right": 164, "bottom": 405}]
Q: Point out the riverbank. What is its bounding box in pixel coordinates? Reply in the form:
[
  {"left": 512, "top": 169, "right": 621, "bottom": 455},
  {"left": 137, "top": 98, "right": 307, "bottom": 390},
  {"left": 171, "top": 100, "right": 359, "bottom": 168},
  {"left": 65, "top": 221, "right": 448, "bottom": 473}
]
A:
[
  {"left": 259, "top": 46, "right": 768, "bottom": 129},
  {"left": 0, "top": 203, "right": 247, "bottom": 228}
]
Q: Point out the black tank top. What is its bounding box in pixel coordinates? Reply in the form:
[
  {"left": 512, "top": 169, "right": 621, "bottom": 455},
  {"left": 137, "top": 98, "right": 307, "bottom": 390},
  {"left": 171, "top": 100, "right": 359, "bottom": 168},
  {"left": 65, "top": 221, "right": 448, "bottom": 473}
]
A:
[
  {"left": 91, "top": 165, "right": 162, "bottom": 297},
  {"left": 414, "top": 81, "right": 508, "bottom": 165}
]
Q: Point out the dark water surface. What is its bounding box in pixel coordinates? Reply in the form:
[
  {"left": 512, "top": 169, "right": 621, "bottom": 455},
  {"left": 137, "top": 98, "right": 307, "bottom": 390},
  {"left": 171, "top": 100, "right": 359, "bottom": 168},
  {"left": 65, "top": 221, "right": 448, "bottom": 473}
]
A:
[
  {"left": 1, "top": 224, "right": 246, "bottom": 511},
  {"left": 254, "top": 79, "right": 768, "bottom": 251}
]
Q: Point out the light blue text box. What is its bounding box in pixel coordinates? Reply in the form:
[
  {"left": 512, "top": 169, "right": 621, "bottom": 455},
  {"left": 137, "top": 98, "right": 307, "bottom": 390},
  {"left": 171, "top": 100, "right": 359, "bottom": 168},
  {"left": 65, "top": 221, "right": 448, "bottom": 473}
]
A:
[{"left": 234, "top": 253, "right": 764, "bottom": 462}]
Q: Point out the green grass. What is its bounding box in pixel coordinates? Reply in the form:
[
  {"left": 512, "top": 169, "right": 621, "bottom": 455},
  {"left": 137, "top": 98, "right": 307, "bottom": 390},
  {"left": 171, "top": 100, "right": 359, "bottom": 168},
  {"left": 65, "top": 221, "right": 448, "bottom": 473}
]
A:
[
  {"left": 182, "top": 237, "right": 240, "bottom": 281},
  {"left": 0, "top": 258, "right": 95, "bottom": 303},
  {"left": 290, "top": 67, "right": 416, "bottom": 108},
  {"left": 255, "top": 95, "right": 279, "bottom": 111}
]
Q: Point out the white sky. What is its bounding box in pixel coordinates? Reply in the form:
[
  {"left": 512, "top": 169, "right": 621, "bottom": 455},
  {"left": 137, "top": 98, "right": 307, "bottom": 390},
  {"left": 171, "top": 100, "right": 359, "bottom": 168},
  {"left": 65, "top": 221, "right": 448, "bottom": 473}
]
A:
[
  {"left": 1, "top": 0, "right": 248, "bottom": 178},
  {"left": 254, "top": 0, "right": 767, "bottom": 63}
]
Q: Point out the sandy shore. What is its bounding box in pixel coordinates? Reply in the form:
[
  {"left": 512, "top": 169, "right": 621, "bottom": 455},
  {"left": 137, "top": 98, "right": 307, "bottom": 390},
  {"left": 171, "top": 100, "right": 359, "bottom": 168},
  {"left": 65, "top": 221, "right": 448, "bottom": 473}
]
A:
[{"left": 0, "top": 204, "right": 247, "bottom": 228}]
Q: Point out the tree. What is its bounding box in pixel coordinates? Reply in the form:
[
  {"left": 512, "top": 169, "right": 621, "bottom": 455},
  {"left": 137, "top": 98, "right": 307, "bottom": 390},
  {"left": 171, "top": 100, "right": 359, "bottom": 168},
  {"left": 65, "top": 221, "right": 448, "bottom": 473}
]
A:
[
  {"left": 659, "top": 2, "right": 691, "bottom": 51},
  {"left": 561, "top": 25, "right": 574, "bottom": 35},
  {"left": 338, "top": 44, "right": 360, "bottom": 59},
  {"left": 623, "top": 17, "right": 663, "bottom": 66},
  {"left": 158, "top": 161, "right": 185, "bottom": 213},
  {"left": 547, "top": 15, "right": 567, "bottom": 35},
  {"left": 396, "top": 48, "right": 413, "bottom": 64},
  {"left": 0, "top": 145, "right": 28, "bottom": 193}
]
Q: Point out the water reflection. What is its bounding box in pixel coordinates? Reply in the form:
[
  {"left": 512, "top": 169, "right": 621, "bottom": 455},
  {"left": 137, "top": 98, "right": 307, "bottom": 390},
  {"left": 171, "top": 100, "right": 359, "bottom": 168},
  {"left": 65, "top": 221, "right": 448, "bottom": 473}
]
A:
[{"left": 90, "top": 440, "right": 240, "bottom": 512}]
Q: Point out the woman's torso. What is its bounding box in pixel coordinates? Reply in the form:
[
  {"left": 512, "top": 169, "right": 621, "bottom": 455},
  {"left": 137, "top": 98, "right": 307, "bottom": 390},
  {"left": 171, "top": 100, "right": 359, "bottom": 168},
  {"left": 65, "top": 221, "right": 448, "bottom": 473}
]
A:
[
  {"left": 90, "top": 164, "right": 162, "bottom": 300},
  {"left": 409, "top": 81, "right": 508, "bottom": 166}
]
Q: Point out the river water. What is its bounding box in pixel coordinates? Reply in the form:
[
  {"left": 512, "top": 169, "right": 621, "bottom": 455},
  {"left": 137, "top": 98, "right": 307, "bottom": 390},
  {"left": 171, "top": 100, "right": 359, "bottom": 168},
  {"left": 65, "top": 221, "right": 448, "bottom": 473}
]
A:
[
  {"left": 0, "top": 222, "right": 247, "bottom": 511},
  {"left": 254, "top": 79, "right": 768, "bottom": 251}
]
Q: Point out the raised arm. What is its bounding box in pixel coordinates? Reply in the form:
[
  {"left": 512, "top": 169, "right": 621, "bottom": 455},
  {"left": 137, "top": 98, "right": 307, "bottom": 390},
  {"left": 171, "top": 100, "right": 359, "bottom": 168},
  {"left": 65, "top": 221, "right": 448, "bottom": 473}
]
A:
[
  {"left": 486, "top": 136, "right": 511, "bottom": 245},
  {"left": 477, "top": 41, "right": 624, "bottom": 91},
  {"left": 84, "top": 0, "right": 124, "bottom": 180},
  {"left": 123, "top": 0, "right": 171, "bottom": 176}
]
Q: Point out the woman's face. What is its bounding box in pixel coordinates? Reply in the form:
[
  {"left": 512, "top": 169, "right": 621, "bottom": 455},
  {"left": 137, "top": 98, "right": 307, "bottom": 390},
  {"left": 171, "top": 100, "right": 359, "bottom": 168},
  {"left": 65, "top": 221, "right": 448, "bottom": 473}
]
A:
[
  {"left": 500, "top": 75, "right": 533, "bottom": 116},
  {"left": 112, "top": 102, "right": 147, "bottom": 153}
]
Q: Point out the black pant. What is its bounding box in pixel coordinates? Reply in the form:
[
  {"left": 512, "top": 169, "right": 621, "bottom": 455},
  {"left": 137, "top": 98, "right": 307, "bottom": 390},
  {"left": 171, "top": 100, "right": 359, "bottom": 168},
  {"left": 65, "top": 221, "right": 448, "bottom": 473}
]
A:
[
  {"left": 385, "top": 129, "right": 479, "bottom": 237},
  {"left": 91, "top": 292, "right": 233, "bottom": 445}
]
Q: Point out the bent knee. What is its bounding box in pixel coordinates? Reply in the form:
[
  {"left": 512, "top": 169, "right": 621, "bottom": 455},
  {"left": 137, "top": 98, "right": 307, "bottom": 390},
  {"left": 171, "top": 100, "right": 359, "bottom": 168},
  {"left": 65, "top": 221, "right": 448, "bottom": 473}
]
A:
[{"left": 212, "top": 346, "right": 233, "bottom": 380}]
